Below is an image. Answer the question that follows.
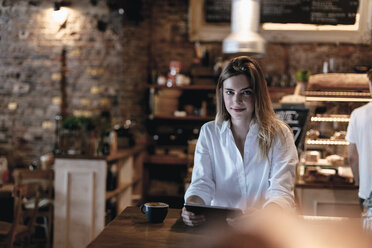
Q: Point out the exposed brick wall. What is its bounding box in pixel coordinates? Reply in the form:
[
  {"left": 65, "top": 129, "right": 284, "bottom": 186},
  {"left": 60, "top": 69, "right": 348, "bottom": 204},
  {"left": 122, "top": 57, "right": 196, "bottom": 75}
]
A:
[
  {"left": 0, "top": 0, "right": 371, "bottom": 169},
  {"left": 149, "top": 0, "right": 195, "bottom": 75},
  {"left": 0, "top": 0, "right": 142, "bottom": 168},
  {"left": 260, "top": 43, "right": 372, "bottom": 85}
]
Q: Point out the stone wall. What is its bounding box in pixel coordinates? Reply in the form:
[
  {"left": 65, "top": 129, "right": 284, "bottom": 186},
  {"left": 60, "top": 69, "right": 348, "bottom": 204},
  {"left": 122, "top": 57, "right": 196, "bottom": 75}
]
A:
[{"left": 0, "top": 0, "right": 371, "bottom": 168}]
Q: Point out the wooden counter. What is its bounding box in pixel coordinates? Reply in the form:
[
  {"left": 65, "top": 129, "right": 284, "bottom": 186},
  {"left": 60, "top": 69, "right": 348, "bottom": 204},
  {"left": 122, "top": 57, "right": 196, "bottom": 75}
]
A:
[
  {"left": 295, "top": 180, "right": 360, "bottom": 217},
  {"left": 88, "top": 207, "right": 232, "bottom": 248},
  {"left": 89, "top": 207, "right": 370, "bottom": 248}
]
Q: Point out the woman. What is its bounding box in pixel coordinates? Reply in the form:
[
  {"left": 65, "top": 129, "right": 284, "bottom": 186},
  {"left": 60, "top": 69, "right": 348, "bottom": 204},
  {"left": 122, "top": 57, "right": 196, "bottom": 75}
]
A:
[{"left": 182, "top": 56, "right": 298, "bottom": 226}]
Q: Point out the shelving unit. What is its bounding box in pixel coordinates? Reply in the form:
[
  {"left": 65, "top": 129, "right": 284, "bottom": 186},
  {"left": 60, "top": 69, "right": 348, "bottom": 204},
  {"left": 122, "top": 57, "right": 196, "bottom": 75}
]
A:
[
  {"left": 105, "top": 145, "right": 146, "bottom": 215},
  {"left": 53, "top": 144, "right": 146, "bottom": 248},
  {"left": 145, "top": 84, "right": 215, "bottom": 208}
]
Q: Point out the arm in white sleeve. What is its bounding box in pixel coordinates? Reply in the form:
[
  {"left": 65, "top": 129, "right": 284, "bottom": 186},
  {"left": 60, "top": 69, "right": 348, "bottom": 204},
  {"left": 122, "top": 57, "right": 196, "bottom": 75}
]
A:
[
  {"left": 184, "top": 125, "right": 215, "bottom": 205},
  {"left": 346, "top": 112, "right": 359, "bottom": 186},
  {"left": 264, "top": 126, "right": 298, "bottom": 209}
]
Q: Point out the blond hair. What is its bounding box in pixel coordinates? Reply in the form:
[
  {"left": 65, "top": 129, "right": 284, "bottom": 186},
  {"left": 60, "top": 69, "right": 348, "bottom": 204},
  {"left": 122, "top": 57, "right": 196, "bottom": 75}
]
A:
[{"left": 216, "top": 56, "right": 286, "bottom": 158}]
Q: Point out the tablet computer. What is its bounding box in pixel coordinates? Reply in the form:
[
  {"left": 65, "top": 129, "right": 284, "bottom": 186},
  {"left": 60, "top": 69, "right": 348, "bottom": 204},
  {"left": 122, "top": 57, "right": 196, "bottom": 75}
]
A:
[{"left": 184, "top": 203, "right": 243, "bottom": 220}]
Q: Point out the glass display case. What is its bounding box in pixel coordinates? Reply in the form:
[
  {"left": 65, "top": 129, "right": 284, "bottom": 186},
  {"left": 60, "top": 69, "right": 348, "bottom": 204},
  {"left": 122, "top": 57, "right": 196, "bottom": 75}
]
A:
[{"left": 298, "top": 92, "right": 372, "bottom": 185}]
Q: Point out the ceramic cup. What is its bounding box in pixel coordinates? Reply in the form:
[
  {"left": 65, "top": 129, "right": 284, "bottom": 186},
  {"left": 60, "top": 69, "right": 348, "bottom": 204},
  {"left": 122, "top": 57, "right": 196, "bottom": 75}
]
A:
[{"left": 140, "top": 202, "right": 169, "bottom": 223}]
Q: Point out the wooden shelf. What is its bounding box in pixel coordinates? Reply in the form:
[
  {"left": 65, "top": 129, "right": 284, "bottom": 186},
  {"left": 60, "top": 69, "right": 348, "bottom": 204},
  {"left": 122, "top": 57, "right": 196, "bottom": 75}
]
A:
[
  {"left": 147, "top": 193, "right": 184, "bottom": 198},
  {"left": 303, "top": 162, "right": 348, "bottom": 168},
  {"left": 306, "top": 139, "right": 349, "bottom": 146},
  {"left": 106, "top": 175, "right": 143, "bottom": 201},
  {"left": 105, "top": 182, "right": 132, "bottom": 200},
  {"left": 55, "top": 144, "right": 147, "bottom": 162},
  {"left": 147, "top": 84, "right": 215, "bottom": 90},
  {"left": 306, "top": 96, "right": 372, "bottom": 102},
  {"left": 145, "top": 155, "right": 188, "bottom": 165},
  {"left": 310, "top": 115, "right": 350, "bottom": 123},
  {"left": 132, "top": 176, "right": 142, "bottom": 184},
  {"left": 106, "top": 144, "right": 147, "bottom": 162},
  {"left": 131, "top": 194, "right": 141, "bottom": 201},
  {"left": 296, "top": 179, "right": 357, "bottom": 189},
  {"left": 268, "top": 86, "right": 295, "bottom": 93},
  {"left": 150, "top": 114, "right": 214, "bottom": 121}
]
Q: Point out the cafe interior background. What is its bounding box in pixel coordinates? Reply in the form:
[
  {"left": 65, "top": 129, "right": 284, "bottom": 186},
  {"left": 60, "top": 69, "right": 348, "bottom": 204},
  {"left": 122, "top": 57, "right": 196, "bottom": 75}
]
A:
[{"left": 0, "top": 0, "right": 372, "bottom": 247}]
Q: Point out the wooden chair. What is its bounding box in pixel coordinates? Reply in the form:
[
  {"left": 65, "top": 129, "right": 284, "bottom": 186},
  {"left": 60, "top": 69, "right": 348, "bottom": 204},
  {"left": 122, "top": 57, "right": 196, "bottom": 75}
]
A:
[
  {"left": 0, "top": 184, "right": 40, "bottom": 248},
  {"left": 13, "top": 169, "right": 54, "bottom": 248}
]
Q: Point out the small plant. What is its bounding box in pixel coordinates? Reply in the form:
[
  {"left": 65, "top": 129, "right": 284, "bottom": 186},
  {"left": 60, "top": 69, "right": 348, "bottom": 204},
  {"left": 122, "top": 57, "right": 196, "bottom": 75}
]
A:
[
  {"left": 78, "top": 117, "right": 96, "bottom": 131},
  {"left": 62, "top": 116, "right": 96, "bottom": 131},
  {"left": 295, "top": 70, "right": 311, "bottom": 82}
]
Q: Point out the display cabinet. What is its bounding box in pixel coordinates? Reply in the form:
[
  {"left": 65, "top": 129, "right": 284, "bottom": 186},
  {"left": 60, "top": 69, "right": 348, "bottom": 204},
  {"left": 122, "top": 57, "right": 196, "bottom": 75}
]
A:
[
  {"left": 299, "top": 94, "right": 372, "bottom": 184},
  {"left": 295, "top": 90, "right": 372, "bottom": 217}
]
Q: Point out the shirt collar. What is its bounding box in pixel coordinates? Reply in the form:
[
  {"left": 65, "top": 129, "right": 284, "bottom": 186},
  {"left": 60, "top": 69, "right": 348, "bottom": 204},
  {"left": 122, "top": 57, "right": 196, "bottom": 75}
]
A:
[
  {"left": 219, "top": 119, "right": 258, "bottom": 135},
  {"left": 220, "top": 120, "right": 230, "bottom": 134}
]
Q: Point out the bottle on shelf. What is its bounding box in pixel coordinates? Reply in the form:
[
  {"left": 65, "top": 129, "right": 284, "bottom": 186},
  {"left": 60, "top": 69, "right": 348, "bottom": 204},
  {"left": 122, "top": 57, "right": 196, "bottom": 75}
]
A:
[
  {"left": 166, "top": 61, "right": 182, "bottom": 87},
  {"left": 29, "top": 160, "right": 38, "bottom": 170},
  {"left": 96, "top": 110, "right": 112, "bottom": 156},
  {"left": 106, "top": 163, "right": 118, "bottom": 191},
  {"left": 105, "top": 197, "right": 117, "bottom": 224},
  {"left": 101, "top": 132, "right": 111, "bottom": 156}
]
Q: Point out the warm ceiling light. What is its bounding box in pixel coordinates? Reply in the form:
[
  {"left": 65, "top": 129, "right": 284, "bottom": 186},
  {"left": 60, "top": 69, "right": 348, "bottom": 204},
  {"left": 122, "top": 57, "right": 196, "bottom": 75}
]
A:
[
  {"left": 8, "top": 102, "right": 17, "bottom": 111},
  {"left": 52, "top": 1, "right": 70, "bottom": 24},
  {"left": 52, "top": 8, "right": 68, "bottom": 24}
]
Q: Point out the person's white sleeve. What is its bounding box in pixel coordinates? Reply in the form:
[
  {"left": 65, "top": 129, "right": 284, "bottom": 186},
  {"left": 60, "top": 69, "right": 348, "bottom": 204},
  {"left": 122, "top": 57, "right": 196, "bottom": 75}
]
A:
[
  {"left": 263, "top": 126, "right": 298, "bottom": 209},
  {"left": 345, "top": 111, "right": 356, "bottom": 143},
  {"left": 184, "top": 125, "right": 215, "bottom": 205}
]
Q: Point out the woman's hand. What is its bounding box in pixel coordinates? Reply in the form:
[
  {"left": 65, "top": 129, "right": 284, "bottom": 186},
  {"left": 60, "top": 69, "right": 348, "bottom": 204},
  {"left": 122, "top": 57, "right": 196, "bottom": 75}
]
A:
[
  {"left": 181, "top": 207, "right": 206, "bottom": 227},
  {"left": 226, "top": 207, "right": 258, "bottom": 231},
  {"left": 182, "top": 195, "right": 206, "bottom": 227}
]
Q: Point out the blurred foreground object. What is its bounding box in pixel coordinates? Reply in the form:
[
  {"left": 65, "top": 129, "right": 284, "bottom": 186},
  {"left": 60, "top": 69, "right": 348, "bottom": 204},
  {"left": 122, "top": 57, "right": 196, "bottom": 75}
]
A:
[{"left": 214, "top": 208, "right": 372, "bottom": 248}]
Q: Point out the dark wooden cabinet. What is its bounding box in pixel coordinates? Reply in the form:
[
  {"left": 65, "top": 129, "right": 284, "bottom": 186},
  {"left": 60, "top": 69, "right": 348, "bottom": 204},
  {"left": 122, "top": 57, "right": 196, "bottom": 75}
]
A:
[{"left": 145, "top": 85, "right": 215, "bottom": 208}]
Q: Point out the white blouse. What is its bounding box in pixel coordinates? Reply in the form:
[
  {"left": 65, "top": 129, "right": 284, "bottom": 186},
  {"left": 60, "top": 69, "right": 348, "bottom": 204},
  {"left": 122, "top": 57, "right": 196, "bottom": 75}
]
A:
[{"left": 185, "top": 120, "right": 298, "bottom": 210}]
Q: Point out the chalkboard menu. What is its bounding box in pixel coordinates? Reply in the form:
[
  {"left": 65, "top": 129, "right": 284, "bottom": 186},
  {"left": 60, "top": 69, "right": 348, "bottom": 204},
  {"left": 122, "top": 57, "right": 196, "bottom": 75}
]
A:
[
  {"left": 261, "top": 0, "right": 359, "bottom": 25},
  {"left": 204, "top": 0, "right": 231, "bottom": 23},
  {"left": 204, "top": 0, "right": 359, "bottom": 25},
  {"left": 274, "top": 108, "right": 309, "bottom": 148}
]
